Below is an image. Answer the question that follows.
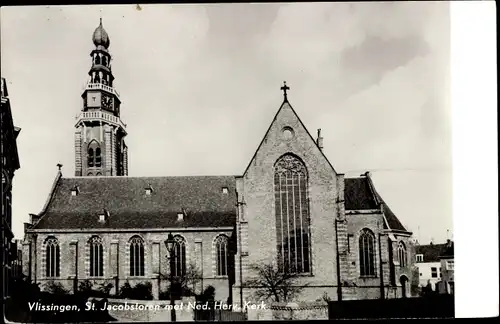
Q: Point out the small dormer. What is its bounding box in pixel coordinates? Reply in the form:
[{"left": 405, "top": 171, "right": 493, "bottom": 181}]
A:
[
  {"left": 71, "top": 185, "right": 80, "bottom": 196},
  {"left": 222, "top": 187, "right": 229, "bottom": 194},
  {"left": 177, "top": 212, "right": 184, "bottom": 221},
  {"left": 145, "top": 184, "right": 154, "bottom": 196},
  {"left": 99, "top": 209, "right": 110, "bottom": 223}
]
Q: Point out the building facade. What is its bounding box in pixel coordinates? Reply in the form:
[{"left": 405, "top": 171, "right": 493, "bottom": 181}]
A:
[
  {"left": 438, "top": 240, "right": 454, "bottom": 294},
  {"left": 232, "top": 94, "right": 415, "bottom": 303},
  {"left": 415, "top": 240, "right": 454, "bottom": 293},
  {"left": 23, "top": 20, "right": 415, "bottom": 304},
  {"left": 1, "top": 77, "right": 22, "bottom": 299},
  {"left": 415, "top": 243, "right": 444, "bottom": 290}
]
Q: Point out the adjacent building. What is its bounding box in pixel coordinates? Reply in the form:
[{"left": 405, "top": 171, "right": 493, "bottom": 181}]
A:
[
  {"left": 1, "top": 77, "right": 22, "bottom": 299},
  {"left": 415, "top": 239, "right": 454, "bottom": 294},
  {"left": 23, "top": 20, "right": 415, "bottom": 303},
  {"left": 438, "top": 240, "right": 454, "bottom": 294}
]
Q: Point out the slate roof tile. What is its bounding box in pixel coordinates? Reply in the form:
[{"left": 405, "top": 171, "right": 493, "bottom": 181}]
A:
[
  {"left": 344, "top": 177, "right": 408, "bottom": 232},
  {"left": 33, "top": 176, "right": 237, "bottom": 229},
  {"left": 416, "top": 242, "right": 454, "bottom": 262}
]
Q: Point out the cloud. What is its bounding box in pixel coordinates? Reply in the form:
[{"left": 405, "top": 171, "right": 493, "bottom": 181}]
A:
[
  {"left": 336, "top": 35, "right": 430, "bottom": 101},
  {"left": 2, "top": 3, "right": 451, "bottom": 243}
]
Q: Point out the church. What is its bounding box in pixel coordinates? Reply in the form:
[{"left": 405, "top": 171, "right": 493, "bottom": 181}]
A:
[{"left": 22, "top": 20, "right": 415, "bottom": 304}]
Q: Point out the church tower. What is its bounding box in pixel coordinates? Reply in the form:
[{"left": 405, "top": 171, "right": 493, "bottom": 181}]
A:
[{"left": 74, "top": 19, "right": 128, "bottom": 177}]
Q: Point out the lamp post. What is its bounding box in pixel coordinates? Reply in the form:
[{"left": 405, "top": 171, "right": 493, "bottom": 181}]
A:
[{"left": 165, "top": 233, "right": 176, "bottom": 322}]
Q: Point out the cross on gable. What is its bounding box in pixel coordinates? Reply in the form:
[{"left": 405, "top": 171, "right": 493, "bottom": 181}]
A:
[{"left": 280, "top": 81, "right": 290, "bottom": 99}]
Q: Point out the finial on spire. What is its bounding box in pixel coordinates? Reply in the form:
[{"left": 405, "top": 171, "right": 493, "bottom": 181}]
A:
[
  {"left": 280, "top": 81, "right": 290, "bottom": 100},
  {"left": 57, "top": 163, "right": 63, "bottom": 171}
]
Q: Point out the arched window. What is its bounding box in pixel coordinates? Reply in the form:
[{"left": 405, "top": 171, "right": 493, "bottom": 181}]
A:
[
  {"left": 359, "top": 229, "right": 376, "bottom": 277},
  {"left": 215, "top": 235, "right": 229, "bottom": 276},
  {"left": 398, "top": 241, "right": 407, "bottom": 267},
  {"left": 274, "top": 154, "right": 311, "bottom": 274},
  {"left": 129, "top": 236, "right": 145, "bottom": 276},
  {"left": 45, "top": 237, "right": 60, "bottom": 278},
  {"left": 88, "top": 141, "right": 100, "bottom": 168},
  {"left": 89, "top": 236, "right": 104, "bottom": 277},
  {"left": 171, "top": 236, "right": 186, "bottom": 277},
  {"left": 88, "top": 148, "right": 94, "bottom": 167},
  {"left": 95, "top": 148, "right": 102, "bottom": 167}
]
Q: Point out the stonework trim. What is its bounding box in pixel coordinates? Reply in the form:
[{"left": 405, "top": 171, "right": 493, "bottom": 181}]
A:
[
  {"left": 356, "top": 228, "right": 379, "bottom": 279},
  {"left": 241, "top": 100, "right": 339, "bottom": 177},
  {"left": 212, "top": 233, "right": 230, "bottom": 278},
  {"left": 28, "top": 227, "right": 234, "bottom": 233},
  {"left": 383, "top": 230, "right": 412, "bottom": 237},
  {"left": 126, "top": 235, "right": 148, "bottom": 278},
  {"left": 346, "top": 209, "right": 381, "bottom": 215},
  {"left": 40, "top": 235, "right": 61, "bottom": 280}
]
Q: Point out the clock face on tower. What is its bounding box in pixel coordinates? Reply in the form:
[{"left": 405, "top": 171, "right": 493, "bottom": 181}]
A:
[{"left": 101, "top": 94, "right": 113, "bottom": 111}]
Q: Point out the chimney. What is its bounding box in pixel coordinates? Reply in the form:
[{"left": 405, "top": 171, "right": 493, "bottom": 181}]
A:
[
  {"left": 317, "top": 129, "right": 324, "bottom": 151},
  {"left": 446, "top": 239, "right": 452, "bottom": 247}
]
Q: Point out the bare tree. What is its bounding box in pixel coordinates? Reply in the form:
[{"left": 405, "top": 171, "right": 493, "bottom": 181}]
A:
[{"left": 243, "top": 262, "right": 308, "bottom": 303}]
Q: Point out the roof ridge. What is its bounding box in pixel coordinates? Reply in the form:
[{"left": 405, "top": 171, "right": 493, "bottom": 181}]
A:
[{"left": 32, "top": 170, "right": 63, "bottom": 228}]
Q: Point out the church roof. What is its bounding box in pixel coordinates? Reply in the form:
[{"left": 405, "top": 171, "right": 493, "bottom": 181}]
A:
[
  {"left": 344, "top": 176, "right": 408, "bottom": 232},
  {"left": 344, "top": 177, "right": 379, "bottom": 210},
  {"left": 32, "top": 175, "right": 237, "bottom": 230}
]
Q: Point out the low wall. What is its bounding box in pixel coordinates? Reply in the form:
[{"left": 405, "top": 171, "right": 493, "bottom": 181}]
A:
[
  {"left": 100, "top": 297, "right": 196, "bottom": 322},
  {"left": 328, "top": 295, "right": 455, "bottom": 319},
  {"left": 247, "top": 301, "right": 328, "bottom": 321}
]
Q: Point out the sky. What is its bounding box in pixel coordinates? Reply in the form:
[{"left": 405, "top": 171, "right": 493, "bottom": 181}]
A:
[{"left": 1, "top": 3, "right": 452, "bottom": 244}]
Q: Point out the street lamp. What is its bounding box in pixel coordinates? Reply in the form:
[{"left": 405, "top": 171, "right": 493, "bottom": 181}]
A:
[{"left": 164, "top": 233, "right": 176, "bottom": 322}]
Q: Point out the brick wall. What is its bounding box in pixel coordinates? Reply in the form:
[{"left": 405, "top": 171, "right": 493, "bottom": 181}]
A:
[
  {"left": 25, "top": 230, "right": 234, "bottom": 301},
  {"left": 74, "top": 127, "right": 82, "bottom": 176},
  {"left": 79, "top": 125, "right": 108, "bottom": 176},
  {"left": 247, "top": 301, "right": 328, "bottom": 321},
  {"left": 236, "top": 102, "right": 340, "bottom": 302},
  {"left": 123, "top": 144, "right": 128, "bottom": 176},
  {"left": 104, "top": 125, "right": 112, "bottom": 176},
  {"left": 345, "top": 212, "right": 384, "bottom": 296}
]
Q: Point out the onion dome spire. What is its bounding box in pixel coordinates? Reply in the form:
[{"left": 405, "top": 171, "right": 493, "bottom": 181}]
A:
[{"left": 92, "top": 18, "right": 110, "bottom": 49}]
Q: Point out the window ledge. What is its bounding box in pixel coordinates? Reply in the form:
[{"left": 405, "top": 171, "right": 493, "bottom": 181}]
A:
[
  {"left": 125, "top": 276, "right": 147, "bottom": 279},
  {"left": 291, "top": 272, "right": 314, "bottom": 278},
  {"left": 359, "top": 275, "right": 378, "bottom": 279},
  {"left": 214, "top": 275, "right": 229, "bottom": 279}
]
